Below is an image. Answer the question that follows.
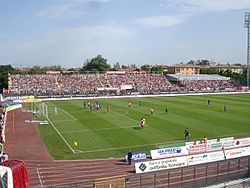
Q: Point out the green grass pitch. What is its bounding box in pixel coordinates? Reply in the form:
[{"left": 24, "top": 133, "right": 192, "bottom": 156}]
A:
[{"left": 35, "top": 94, "right": 250, "bottom": 160}]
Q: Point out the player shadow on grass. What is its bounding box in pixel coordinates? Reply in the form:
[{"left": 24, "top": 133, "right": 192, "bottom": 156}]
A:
[
  {"left": 133, "top": 127, "right": 142, "bottom": 130},
  {"left": 175, "top": 138, "right": 185, "bottom": 141},
  {"left": 159, "top": 113, "right": 169, "bottom": 115}
]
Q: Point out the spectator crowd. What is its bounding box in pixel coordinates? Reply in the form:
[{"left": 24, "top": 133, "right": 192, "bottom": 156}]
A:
[
  {"left": 6, "top": 73, "right": 242, "bottom": 97},
  {"left": 0, "top": 104, "right": 7, "bottom": 162},
  {"left": 179, "top": 80, "right": 239, "bottom": 93}
]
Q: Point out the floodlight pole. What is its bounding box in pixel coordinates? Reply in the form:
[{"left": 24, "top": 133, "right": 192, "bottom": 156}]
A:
[{"left": 245, "top": 12, "right": 250, "bottom": 88}]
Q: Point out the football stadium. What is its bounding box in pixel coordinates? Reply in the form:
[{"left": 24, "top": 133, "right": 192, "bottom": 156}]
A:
[
  {"left": 0, "top": 71, "right": 250, "bottom": 187},
  {"left": 1, "top": 2, "right": 250, "bottom": 188}
]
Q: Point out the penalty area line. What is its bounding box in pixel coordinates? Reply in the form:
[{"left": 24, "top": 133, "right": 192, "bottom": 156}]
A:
[
  {"left": 46, "top": 116, "right": 76, "bottom": 153},
  {"left": 59, "top": 108, "right": 77, "bottom": 120},
  {"left": 111, "top": 110, "right": 150, "bottom": 127},
  {"left": 111, "top": 110, "right": 138, "bottom": 123}
]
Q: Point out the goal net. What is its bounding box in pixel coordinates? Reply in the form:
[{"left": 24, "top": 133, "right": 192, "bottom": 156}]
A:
[{"left": 32, "top": 102, "right": 48, "bottom": 119}]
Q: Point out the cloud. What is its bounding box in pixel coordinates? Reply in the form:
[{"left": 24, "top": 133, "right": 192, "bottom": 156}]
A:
[
  {"left": 37, "top": 0, "right": 112, "bottom": 19},
  {"left": 162, "top": 0, "right": 250, "bottom": 14},
  {"left": 143, "top": 0, "right": 250, "bottom": 28},
  {"left": 37, "top": 4, "right": 86, "bottom": 19},
  {"left": 73, "top": 0, "right": 112, "bottom": 3},
  {"left": 189, "top": 0, "right": 250, "bottom": 12},
  {"left": 43, "top": 24, "right": 133, "bottom": 44},
  {"left": 135, "top": 15, "right": 186, "bottom": 27}
]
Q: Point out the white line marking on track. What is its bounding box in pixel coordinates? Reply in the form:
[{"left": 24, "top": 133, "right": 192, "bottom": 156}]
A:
[{"left": 37, "top": 168, "right": 43, "bottom": 187}]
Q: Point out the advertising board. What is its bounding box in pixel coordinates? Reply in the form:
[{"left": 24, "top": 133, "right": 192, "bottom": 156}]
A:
[
  {"left": 206, "top": 142, "right": 223, "bottom": 152},
  {"left": 224, "top": 146, "right": 250, "bottom": 159},
  {"left": 125, "top": 151, "right": 147, "bottom": 163},
  {"left": 188, "top": 143, "right": 206, "bottom": 154},
  {"left": 150, "top": 146, "right": 188, "bottom": 159},
  {"left": 135, "top": 156, "right": 187, "bottom": 174},
  {"left": 234, "top": 138, "right": 250, "bottom": 147},
  {"left": 187, "top": 151, "right": 225, "bottom": 166}
]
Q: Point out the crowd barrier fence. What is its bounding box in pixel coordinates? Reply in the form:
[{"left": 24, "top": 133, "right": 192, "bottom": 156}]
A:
[{"left": 40, "top": 156, "right": 250, "bottom": 188}]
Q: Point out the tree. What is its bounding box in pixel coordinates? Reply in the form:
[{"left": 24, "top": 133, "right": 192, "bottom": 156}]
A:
[
  {"left": 129, "top": 64, "right": 137, "bottom": 69},
  {"left": 82, "top": 55, "right": 111, "bottom": 72},
  {"left": 27, "top": 65, "right": 62, "bottom": 74},
  {"left": 200, "top": 67, "right": 219, "bottom": 74},
  {"left": 121, "top": 65, "right": 128, "bottom": 69},
  {"left": 141, "top": 64, "right": 151, "bottom": 71},
  {"left": 151, "top": 65, "right": 164, "bottom": 74},
  {"left": 218, "top": 69, "right": 243, "bottom": 84},
  {"left": 219, "top": 69, "right": 232, "bottom": 77},
  {"left": 113, "top": 62, "right": 120, "bottom": 70},
  {"left": 0, "top": 64, "right": 19, "bottom": 92}
]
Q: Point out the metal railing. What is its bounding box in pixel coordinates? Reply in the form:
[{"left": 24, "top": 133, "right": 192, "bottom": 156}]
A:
[{"left": 39, "top": 156, "right": 250, "bottom": 188}]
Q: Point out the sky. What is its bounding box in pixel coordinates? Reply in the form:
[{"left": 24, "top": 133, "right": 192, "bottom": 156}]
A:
[{"left": 0, "top": 0, "right": 250, "bottom": 68}]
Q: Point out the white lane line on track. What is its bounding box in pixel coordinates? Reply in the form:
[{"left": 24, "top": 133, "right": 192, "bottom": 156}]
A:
[{"left": 37, "top": 168, "right": 43, "bottom": 187}]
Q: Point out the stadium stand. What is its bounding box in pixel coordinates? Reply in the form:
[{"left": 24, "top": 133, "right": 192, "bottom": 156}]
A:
[
  {"left": 166, "top": 74, "right": 241, "bottom": 93},
  {"left": 7, "top": 73, "right": 178, "bottom": 97},
  {"left": 5, "top": 73, "right": 243, "bottom": 97},
  {"left": 0, "top": 103, "right": 6, "bottom": 157},
  {"left": 2, "top": 73, "right": 248, "bottom": 187}
]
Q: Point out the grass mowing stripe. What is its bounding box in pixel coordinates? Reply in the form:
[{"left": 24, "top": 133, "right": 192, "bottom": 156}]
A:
[
  {"left": 36, "top": 94, "right": 250, "bottom": 159},
  {"left": 46, "top": 114, "right": 76, "bottom": 153},
  {"left": 60, "top": 125, "right": 136, "bottom": 133},
  {"left": 74, "top": 140, "right": 185, "bottom": 154},
  {"left": 59, "top": 108, "right": 77, "bottom": 120}
]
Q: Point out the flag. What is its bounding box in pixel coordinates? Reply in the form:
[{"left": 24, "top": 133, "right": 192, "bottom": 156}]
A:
[
  {"left": 74, "top": 141, "right": 78, "bottom": 146},
  {"left": 0, "top": 94, "right": 3, "bottom": 102}
]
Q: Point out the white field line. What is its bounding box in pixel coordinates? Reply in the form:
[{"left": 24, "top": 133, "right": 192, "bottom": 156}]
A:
[
  {"left": 60, "top": 125, "right": 135, "bottom": 134},
  {"left": 121, "top": 110, "right": 128, "bottom": 116},
  {"left": 111, "top": 110, "right": 149, "bottom": 127},
  {"left": 46, "top": 115, "right": 75, "bottom": 153},
  {"left": 73, "top": 141, "right": 184, "bottom": 154},
  {"left": 73, "top": 132, "right": 250, "bottom": 154},
  {"left": 59, "top": 109, "right": 146, "bottom": 134},
  {"left": 111, "top": 110, "right": 138, "bottom": 123},
  {"left": 59, "top": 108, "right": 77, "bottom": 120},
  {"left": 52, "top": 119, "right": 77, "bottom": 123},
  {"left": 37, "top": 168, "right": 43, "bottom": 187}
]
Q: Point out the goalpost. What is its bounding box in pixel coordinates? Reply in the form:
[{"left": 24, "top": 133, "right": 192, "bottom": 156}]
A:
[{"left": 33, "top": 102, "right": 48, "bottom": 119}]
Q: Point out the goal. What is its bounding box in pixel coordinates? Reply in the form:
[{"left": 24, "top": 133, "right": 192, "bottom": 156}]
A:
[{"left": 32, "top": 102, "right": 48, "bottom": 119}]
